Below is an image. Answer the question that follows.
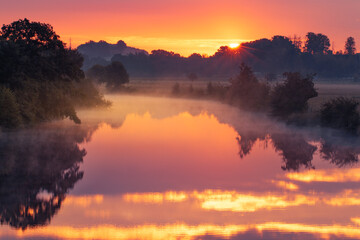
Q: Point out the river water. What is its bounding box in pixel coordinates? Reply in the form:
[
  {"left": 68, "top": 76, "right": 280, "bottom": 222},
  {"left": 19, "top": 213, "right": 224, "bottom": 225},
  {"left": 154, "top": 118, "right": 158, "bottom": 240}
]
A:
[{"left": 1, "top": 95, "right": 360, "bottom": 240}]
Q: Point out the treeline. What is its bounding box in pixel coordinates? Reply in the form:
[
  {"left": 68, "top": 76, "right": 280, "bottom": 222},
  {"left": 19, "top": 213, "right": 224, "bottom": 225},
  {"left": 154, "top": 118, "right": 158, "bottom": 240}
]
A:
[
  {"left": 0, "top": 19, "right": 108, "bottom": 128},
  {"left": 171, "top": 64, "right": 360, "bottom": 134},
  {"left": 84, "top": 34, "right": 360, "bottom": 79}
]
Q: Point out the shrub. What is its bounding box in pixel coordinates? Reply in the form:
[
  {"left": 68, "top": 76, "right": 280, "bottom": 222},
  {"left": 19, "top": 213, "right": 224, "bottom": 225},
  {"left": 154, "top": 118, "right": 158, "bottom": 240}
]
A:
[
  {"left": 320, "top": 97, "right": 360, "bottom": 132},
  {"left": 228, "top": 63, "right": 270, "bottom": 110},
  {"left": 270, "top": 72, "right": 318, "bottom": 118}
]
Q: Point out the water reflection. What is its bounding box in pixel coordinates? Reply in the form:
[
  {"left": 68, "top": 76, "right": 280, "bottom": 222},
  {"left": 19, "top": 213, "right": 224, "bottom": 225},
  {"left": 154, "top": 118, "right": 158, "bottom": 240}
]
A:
[
  {"left": 0, "top": 95, "right": 360, "bottom": 239},
  {"left": 236, "top": 129, "right": 360, "bottom": 171},
  {"left": 0, "top": 125, "right": 94, "bottom": 229}
]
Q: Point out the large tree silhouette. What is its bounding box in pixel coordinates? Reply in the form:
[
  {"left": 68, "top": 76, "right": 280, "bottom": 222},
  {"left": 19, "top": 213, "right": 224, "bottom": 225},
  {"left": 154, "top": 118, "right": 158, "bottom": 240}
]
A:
[{"left": 0, "top": 19, "right": 107, "bottom": 128}]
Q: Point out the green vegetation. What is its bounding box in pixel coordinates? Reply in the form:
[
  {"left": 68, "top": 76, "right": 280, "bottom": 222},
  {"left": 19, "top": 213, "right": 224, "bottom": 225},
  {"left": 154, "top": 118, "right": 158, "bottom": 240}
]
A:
[{"left": 0, "top": 18, "right": 108, "bottom": 128}]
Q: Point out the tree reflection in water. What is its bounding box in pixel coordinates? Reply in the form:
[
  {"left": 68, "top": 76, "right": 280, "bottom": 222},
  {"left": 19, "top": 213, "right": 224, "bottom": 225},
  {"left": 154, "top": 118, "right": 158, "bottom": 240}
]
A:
[
  {"left": 320, "top": 140, "right": 359, "bottom": 167},
  {"left": 0, "top": 125, "right": 94, "bottom": 229},
  {"left": 236, "top": 128, "right": 360, "bottom": 171},
  {"left": 0, "top": 109, "right": 359, "bottom": 231},
  {"left": 272, "top": 133, "right": 317, "bottom": 171}
]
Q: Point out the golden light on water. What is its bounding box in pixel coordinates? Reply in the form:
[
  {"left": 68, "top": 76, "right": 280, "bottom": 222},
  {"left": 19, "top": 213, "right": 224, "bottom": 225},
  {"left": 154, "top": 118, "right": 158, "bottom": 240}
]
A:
[
  {"left": 286, "top": 168, "right": 360, "bottom": 183},
  {"left": 3, "top": 223, "right": 360, "bottom": 240},
  {"left": 2, "top": 97, "right": 360, "bottom": 240}
]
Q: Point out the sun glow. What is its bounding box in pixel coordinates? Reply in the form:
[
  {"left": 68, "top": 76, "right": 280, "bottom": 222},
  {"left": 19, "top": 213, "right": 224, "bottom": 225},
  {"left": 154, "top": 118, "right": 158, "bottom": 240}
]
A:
[{"left": 229, "top": 43, "right": 240, "bottom": 48}]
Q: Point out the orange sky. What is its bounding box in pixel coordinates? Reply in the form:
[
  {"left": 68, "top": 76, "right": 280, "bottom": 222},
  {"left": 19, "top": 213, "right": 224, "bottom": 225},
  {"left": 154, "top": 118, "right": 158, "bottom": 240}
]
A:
[{"left": 1, "top": 0, "right": 360, "bottom": 56}]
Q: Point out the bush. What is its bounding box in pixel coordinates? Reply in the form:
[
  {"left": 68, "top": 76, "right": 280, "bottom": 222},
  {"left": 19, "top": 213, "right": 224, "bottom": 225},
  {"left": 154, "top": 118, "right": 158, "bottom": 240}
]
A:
[
  {"left": 228, "top": 63, "right": 270, "bottom": 110},
  {"left": 270, "top": 72, "right": 318, "bottom": 118},
  {"left": 320, "top": 97, "right": 360, "bottom": 132}
]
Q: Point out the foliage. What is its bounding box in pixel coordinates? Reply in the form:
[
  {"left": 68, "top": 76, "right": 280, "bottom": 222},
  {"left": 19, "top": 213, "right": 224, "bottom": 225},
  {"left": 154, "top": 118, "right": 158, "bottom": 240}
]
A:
[
  {"left": 228, "top": 63, "right": 270, "bottom": 110},
  {"left": 305, "top": 32, "right": 331, "bottom": 54},
  {"left": 270, "top": 72, "right": 318, "bottom": 118},
  {"left": 320, "top": 97, "right": 360, "bottom": 132},
  {"left": 86, "top": 61, "right": 129, "bottom": 91},
  {"left": 0, "top": 86, "right": 22, "bottom": 128},
  {"left": 0, "top": 18, "right": 107, "bottom": 128},
  {"left": 345, "top": 37, "right": 356, "bottom": 55},
  {"left": 105, "top": 34, "right": 359, "bottom": 79}
]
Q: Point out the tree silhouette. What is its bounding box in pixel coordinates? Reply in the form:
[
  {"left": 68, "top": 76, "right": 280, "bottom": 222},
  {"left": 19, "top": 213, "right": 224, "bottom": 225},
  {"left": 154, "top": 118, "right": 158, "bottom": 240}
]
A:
[
  {"left": 0, "top": 19, "right": 107, "bottom": 127},
  {"left": 320, "top": 97, "right": 360, "bottom": 132},
  {"left": 228, "top": 63, "right": 270, "bottom": 110},
  {"left": 305, "top": 32, "right": 331, "bottom": 54},
  {"left": 87, "top": 61, "right": 129, "bottom": 91},
  {"left": 270, "top": 72, "right": 318, "bottom": 118},
  {"left": 345, "top": 37, "right": 356, "bottom": 55}
]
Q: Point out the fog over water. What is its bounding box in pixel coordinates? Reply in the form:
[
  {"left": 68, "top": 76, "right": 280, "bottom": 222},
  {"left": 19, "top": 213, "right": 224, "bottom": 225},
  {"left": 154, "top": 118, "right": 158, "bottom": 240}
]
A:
[{"left": 0, "top": 95, "right": 360, "bottom": 240}]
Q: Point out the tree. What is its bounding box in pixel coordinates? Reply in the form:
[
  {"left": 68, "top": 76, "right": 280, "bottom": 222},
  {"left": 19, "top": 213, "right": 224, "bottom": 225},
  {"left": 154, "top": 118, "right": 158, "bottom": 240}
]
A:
[
  {"left": 0, "top": 19, "right": 107, "bottom": 128},
  {"left": 345, "top": 37, "right": 356, "bottom": 55},
  {"left": 270, "top": 72, "right": 318, "bottom": 117},
  {"left": 87, "top": 61, "right": 129, "bottom": 91},
  {"left": 228, "top": 63, "right": 270, "bottom": 110},
  {"left": 289, "top": 34, "right": 302, "bottom": 50},
  {"left": 305, "top": 32, "right": 331, "bottom": 54}
]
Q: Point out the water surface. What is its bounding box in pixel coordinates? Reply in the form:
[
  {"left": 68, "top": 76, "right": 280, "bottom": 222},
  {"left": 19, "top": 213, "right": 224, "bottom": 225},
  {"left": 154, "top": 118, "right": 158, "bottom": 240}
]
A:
[{"left": 1, "top": 95, "right": 360, "bottom": 240}]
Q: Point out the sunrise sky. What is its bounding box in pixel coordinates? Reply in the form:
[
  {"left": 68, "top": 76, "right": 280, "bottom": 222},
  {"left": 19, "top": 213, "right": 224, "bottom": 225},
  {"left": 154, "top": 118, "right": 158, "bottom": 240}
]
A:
[{"left": 1, "top": 0, "right": 360, "bottom": 56}]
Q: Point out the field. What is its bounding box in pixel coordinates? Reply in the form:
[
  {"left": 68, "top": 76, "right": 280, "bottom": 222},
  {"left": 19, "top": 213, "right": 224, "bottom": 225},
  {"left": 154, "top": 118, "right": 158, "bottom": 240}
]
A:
[{"left": 122, "top": 79, "right": 360, "bottom": 112}]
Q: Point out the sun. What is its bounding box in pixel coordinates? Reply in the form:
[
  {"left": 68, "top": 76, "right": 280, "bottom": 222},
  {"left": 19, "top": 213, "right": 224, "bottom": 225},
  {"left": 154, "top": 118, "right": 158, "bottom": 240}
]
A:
[{"left": 229, "top": 43, "right": 240, "bottom": 49}]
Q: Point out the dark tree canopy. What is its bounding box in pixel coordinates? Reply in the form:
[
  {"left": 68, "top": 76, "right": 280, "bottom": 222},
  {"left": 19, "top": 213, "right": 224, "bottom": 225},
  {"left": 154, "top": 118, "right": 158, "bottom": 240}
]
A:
[
  {"left": 320, "top": 97, "right": 360, "bottom": 132},
  {"left": 90, "top": 34, "right": 360, "bottom": 79},
  {"left": 0, "top": 19, "right": 107, "bottom": 128},
  {"left": 86, "top": 61, "right": 129, "bottom": 91},
  {"left": 345, "top": 37, "right": 356, "bottom": 55},
  {"left": 270, "top": 72, "right": 318, "bottom": 118},
  {"left": 228, "top": 63, "right": 270, "bottom": 110},
  {"left": 305, "top": 32, "right": 331, "bottom": 54}
]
